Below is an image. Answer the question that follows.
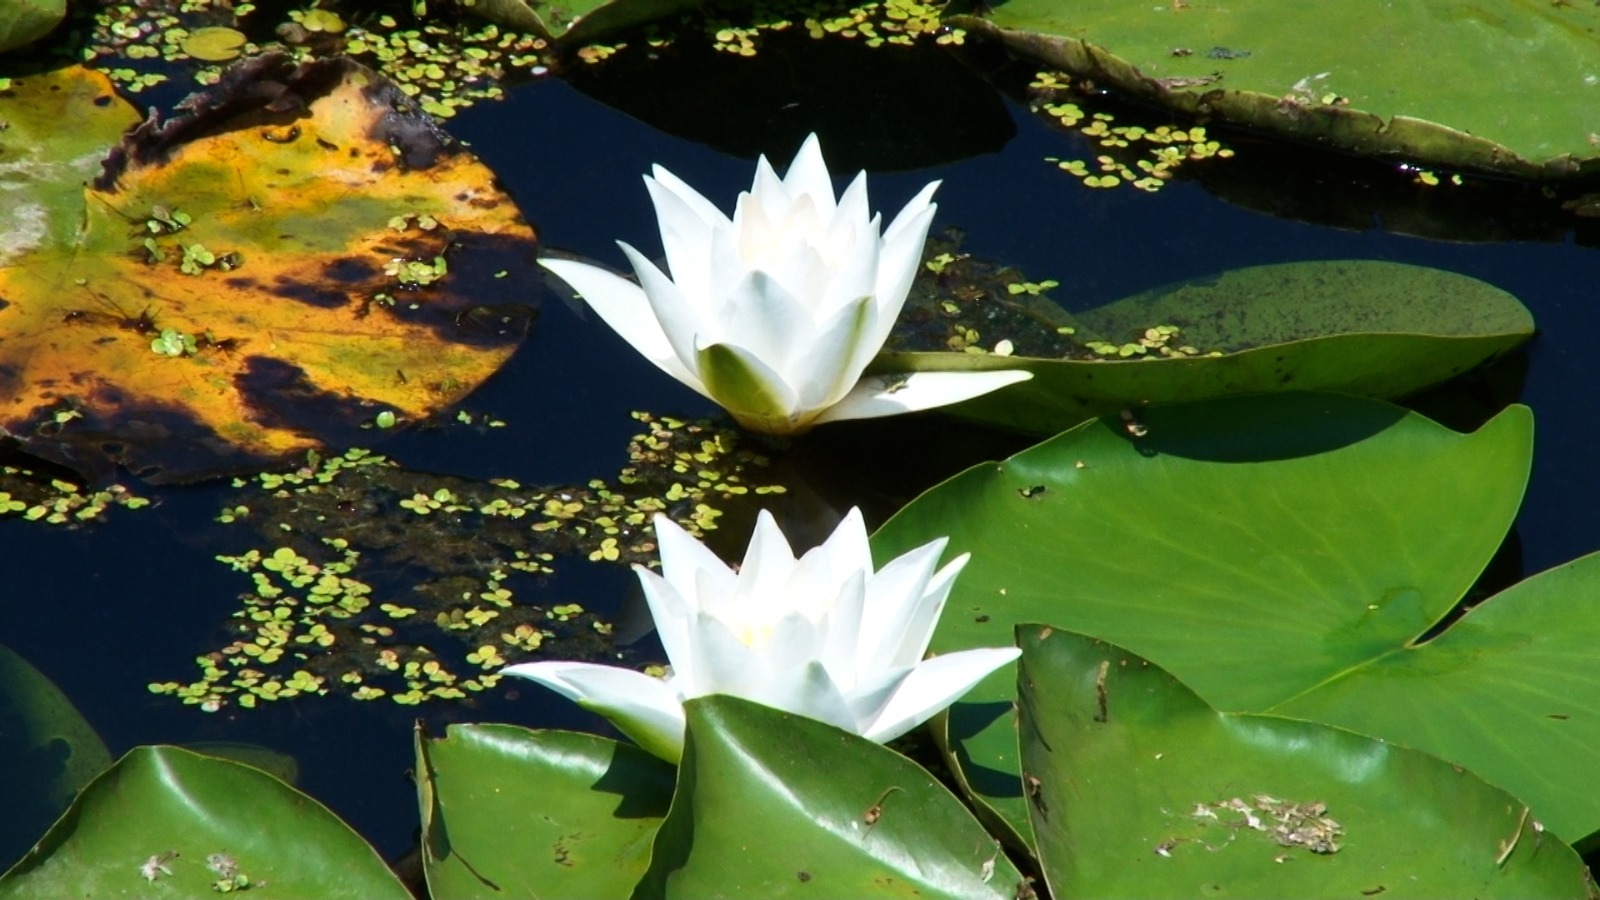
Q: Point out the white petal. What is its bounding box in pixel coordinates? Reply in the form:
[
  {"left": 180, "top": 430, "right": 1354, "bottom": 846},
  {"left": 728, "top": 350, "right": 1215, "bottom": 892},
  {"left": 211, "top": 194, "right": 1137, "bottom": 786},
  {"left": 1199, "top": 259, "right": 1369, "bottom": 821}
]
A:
[
  {"left": 811, "top": 370, "right": 1034, "bottom": 426},
  {"left": 858, "top": 540, "right": 950, "bottom": 671},
  {"left": 619, "top": 242, "right": 709, "bottom": 377},
  {"left": 780, "top": 134, "right": 836, "bottom": 215},
  {"left": 787, "top": 294, "right": 878, "bottom": 410},
  {"left": 819, "top": 211, "right": 880, "bottom": 316},
  {"left": 748, "top": 155, "right": 790, "bottom": 225},
  {"left": 761, "top": 610, "right": 831, "bottom": 674},
  {"left": 644, "top": 175, "right": 718, "bottom": 304},
  {"left": 882, "top": 180, "right": 941, "bottom": 245},
  {"left": 649, "top": 165, "right": 731, "bottom": 230},
  {"left": 729, "top": 510, "right": 800, "bottom": 621},
  {"left": 818, "top": 570, "right": 866, "bottom": 682},
  {"left": 891, "top": 553, "right": 970, "bottom": 666},
  {"left": 816, "top": 507, "right": 874, "bottom": 586},
  {"left": 652, "top": 514, "right": 735, "bottom": 605},
  {"left": 720, "top": 270, "right": 815, "bottom": 373},
  {"left": 744, "top": 660, "right": 859, "bottom": 734},
  {"left": 501, "top": 661, "right": 688, "bottom": 762},
  {"left": 873, "top": 198, "right": 939, "bottom": 324},
  {"left": 829, "top": 171, "right": 872, "bottom": 234},
  {"left": 707, "top": 215, "right": 755, "bottom": 303},
  {"left": 686, "top": 610, "right": 770, "bottom": 697},
  {"left": 539, "top": 257, "right": 701, "bottom": 391},
  {"left": 759, "top": 237, "right": 834, "bottom": 321},
  {"left": 635, "top": 568, "right": 698, "bottom": 682},
  {"left": 840, "top": 663, "right": 916, "bottom": 731},
  {"left": 859, "top": 647, "right": 1022, "bottom": 743}
]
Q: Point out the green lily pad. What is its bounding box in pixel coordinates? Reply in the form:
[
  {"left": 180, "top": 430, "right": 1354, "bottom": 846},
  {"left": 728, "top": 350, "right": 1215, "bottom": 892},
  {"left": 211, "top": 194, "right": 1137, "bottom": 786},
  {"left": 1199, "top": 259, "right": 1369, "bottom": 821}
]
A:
[
  {"left": 0, "top": 0, "right": 64, "bottom": 54},
  {"left": 883, "top": 260, "right": 1532, "bottom": 435},
  {"left": 415, "top": 723, "right": 675, "bottom": 899},
  {"left": 0, "top": 745, "right": 410, "bottom": 898},
  {"left": 1017, "top": 626, "right": 1593, "bottom": 898},
  {"left": 953, "top": 1, "right": 1600, "bottom": 179},
  {"left": 1272, "top": 550, "right": 1600, "bottom": 852},
  {"left": 636, "top": 695, "right": 1027, "bottom": 899},
  {"left": 871, "top": 393, "right": 1531, "bottom": 847},
  {"left": 0, "top": 643, "right": 112, "bottom": 867}
]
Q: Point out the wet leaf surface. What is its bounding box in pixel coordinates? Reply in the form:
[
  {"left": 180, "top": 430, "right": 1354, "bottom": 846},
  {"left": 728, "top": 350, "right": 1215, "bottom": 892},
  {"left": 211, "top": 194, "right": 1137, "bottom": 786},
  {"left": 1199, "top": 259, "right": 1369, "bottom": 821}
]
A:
[
  {"left": 416, "top": 723, "right": 675, "bottom": 899},
  {"left": 872, "top": 394, "right": 1531, "bottom": 847},
  {"left": 0, "top": 56, "right": 539, "bottom": 483},
  {"left": 0, "top": 745, "right": 410, "bottom": 899},
  {"left": 637, "top": 695, "right": 1026, "bottom": 899},
  {"left": 955, "top": 1, "right": 1600, "bottom": 179},
  {"left": 1019, "top": 627, "right": 1592, "bottom": 899}
]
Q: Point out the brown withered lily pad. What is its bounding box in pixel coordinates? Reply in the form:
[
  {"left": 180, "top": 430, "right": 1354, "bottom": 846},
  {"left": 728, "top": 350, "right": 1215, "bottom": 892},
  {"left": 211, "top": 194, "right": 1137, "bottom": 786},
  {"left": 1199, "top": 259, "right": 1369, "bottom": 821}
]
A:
[{"left": 0, "top": 56, "right": 538, "bottom": 483}]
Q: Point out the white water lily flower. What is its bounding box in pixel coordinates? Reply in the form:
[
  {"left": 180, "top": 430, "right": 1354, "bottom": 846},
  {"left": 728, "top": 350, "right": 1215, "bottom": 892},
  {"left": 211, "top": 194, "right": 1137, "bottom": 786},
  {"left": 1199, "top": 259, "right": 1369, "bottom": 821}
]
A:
[
  {"left": 541, "top": 133, "right": 1032, "bottom": 435},
  {"left": 502, "top": 508, "right": 1020, "bottom": 763}
]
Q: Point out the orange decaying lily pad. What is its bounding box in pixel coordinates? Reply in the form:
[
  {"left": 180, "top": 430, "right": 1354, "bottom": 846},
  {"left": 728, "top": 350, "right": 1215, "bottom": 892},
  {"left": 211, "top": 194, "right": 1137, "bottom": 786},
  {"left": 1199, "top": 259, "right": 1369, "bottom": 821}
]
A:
[{"left": 0, "top": 55, "right": 538, "bottom": 482}]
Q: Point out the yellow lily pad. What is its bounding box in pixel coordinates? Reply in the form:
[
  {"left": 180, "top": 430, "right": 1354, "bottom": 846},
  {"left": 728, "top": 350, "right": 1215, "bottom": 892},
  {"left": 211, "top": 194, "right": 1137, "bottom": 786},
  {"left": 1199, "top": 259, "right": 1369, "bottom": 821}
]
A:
[
  {"left": 0, "top": 56, "right": 539, "bottom": 482},
  {"left": 180, "top": 26, "right": 248, "bottom": 62}
]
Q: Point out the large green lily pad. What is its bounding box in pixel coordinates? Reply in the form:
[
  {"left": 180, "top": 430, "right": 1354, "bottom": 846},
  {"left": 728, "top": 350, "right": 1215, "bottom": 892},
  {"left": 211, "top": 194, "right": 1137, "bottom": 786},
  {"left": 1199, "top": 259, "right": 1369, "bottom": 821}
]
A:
[
  {"left": 636, "top": 695, "right": 1027, "bottom": 899},
  {"left": 1272, "top": 551, "right": 1600, "bottom": 854},
  {"left": 0, "top": 57, "right": 538, "bottom": 482},
  {"left": 0, "top": 745, "right": 410, "bottom": 898},
  {"left": 954, "top": 1, "right": 1600, "bottom": 179},
  {"left": 415, "top": 723, "right": 675, "bottom": 899},
  {"left": 871, "top": 394, "right": 1533, "bottom": 847},
  {"left": 1018, "top": 626, "right": 1594, "bottom": 898},
  {"left": 883, "top": 259, "right": 1532, "bottom": 435}
]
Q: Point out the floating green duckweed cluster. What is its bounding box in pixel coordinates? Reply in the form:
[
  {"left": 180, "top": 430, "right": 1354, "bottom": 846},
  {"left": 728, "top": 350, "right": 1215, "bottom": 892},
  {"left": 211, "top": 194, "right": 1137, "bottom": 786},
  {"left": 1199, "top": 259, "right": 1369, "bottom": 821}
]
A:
[
  {"left": 336, "top": 14, "right": 548, "bottom": 117},
  {"left": 76, "top": 0, "right": 548, "bottom": 118},
  {"left": 150, "top": 413, "right": 787, "bottom": 711},
  {"left": 1082, "top": 324, "right": 1218, "bottom": 359},
  {"left": 80, "top": 0, "right": 256, "bottom": 92},
  {"left": 893, "top": 232, "right": 1220, "bottom": 362},
  {"left": 0, "top": 464, "right": 149, "bottom": 526},
  {"left": 1029, "top": 70, "right": 1234, "bottom": 193},
  {"left": 679, "top": 0, "right": 959, "bottom": 57}
]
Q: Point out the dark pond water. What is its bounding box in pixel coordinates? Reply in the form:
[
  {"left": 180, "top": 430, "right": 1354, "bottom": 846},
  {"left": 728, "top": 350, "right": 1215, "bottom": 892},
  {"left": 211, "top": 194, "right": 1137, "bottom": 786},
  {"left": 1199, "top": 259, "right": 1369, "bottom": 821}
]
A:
[{"left": 6, "top": 39, "right": 1600, "bottom": 866}]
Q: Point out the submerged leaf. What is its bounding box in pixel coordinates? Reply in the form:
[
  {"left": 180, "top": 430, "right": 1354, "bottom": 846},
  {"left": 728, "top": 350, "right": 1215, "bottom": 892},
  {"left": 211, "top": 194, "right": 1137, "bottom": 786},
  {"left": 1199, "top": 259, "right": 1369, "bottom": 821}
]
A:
[
  {"left": 0, "top": 57, "right": 539, "bottom": 482},
  {"left": 0, "top": 643, "right": 112, "bottom": 867}
]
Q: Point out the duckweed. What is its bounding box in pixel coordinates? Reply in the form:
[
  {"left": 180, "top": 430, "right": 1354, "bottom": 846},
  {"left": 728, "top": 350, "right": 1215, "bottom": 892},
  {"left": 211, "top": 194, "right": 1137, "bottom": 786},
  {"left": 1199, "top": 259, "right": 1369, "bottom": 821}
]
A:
[
  {"left": 1030, "top": 70, "right": 1235, "bottom": 194},
  {"left": 0, "top": 464, "right": 149, "bottom": 527},
  {"left": 892, "top": 232, "right": 1221, "bottom": 362},
  {"left": 150, "top": 413, "right": 789, "bottom": 711}
]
